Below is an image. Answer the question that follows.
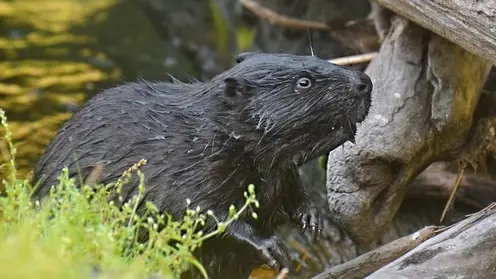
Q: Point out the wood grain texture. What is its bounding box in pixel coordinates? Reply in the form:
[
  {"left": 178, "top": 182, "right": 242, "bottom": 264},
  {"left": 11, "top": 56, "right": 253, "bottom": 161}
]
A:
[
  {"left": 374, "top": 0, "right": 496, "bottom": 65},
  {"left": 310, "top": 226, "right": 438, "bottom": 279},
  {"left": 325, "top": 16, "right": 493, "bottom": 246},
  {"left": 364, "top": 206, "right": 496, "bottom": 279}
]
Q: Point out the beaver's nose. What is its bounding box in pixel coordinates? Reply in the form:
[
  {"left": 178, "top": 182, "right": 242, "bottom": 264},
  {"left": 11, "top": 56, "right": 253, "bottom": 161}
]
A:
[
  {"left": 353, "top": 72, "right": 373, "bottom": 95},
  {"left": 350, "top": 72, "right": 372, "bottom": 95}
]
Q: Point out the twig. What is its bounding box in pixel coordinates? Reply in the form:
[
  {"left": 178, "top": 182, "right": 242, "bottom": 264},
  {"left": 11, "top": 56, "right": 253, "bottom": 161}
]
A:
[
  {"left": 465, "top": 202, "right": 496, "bottom": 217},
  {"left": 239, "top": 0, "right": 329, "bottom": 30},
  {"left": 240, "top": 0, "right": 378, "bottom": 65},
  {"left": 433, "top": 223, "right": 454, "bottom": 234},
  {"left": 275, "top": 267, "right": 289, "bottom": 279},
  {"left": 328, "top": 52, "right": 378, "bottom": 65},
  {"left": 439, "top": 162, "right": 466, "bottom": 223},
  {"left": 310, "top": 226, "right": 438, "bottom": 279}
]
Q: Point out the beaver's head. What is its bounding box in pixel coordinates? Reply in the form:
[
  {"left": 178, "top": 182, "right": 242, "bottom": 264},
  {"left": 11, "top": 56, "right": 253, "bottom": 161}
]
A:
[{"left": 213, "top": 52, "right": 373, "bottom": 164}]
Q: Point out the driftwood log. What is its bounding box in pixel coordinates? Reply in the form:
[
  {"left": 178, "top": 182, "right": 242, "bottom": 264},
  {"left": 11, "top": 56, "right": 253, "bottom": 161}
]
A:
[
  {"left": 373, "top": 0, "right": 496, "bottom": 66},
  {"left": 364, "top": 205, "right": 496, "bottom": 279},
  {"left": 272, "top": 159, "right": 496, "bottom": 279},
  {"left": 308, "top": 204, "right": 496, "bottom": 279},
  {"left": 325, "top": 16, "right": 493, "bottom": 246},
  {"left": 310, "top": 226, "right": 438, "bottom": 279},
  {"left": 309, "top": 0, "right": 496, "bottom": 277}
]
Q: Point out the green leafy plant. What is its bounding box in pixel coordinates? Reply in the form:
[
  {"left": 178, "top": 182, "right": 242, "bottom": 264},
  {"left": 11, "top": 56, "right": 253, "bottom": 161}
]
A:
[{"left": 0, "top": 108, "right": 259, "bottom": 279}]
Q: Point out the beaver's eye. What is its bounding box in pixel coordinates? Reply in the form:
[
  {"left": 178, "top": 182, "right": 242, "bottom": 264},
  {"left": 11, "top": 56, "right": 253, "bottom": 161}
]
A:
[{"left": 297, "top": 77, "right": 312, "bottom": 89}]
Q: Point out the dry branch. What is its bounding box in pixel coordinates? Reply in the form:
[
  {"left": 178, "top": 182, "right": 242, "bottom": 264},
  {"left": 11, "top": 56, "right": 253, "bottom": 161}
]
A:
[
  {"left": 364, "top": 205, "right": 496, "bottom": 279},
  {"left": 310, "top": 226, "right": 438, "bottom": 279},
  {"left": 239, "top": 0, "right": 329, "bottom": 30},
  {"left": 374, "top": 0, "right": 496, "bottom": 65},
  {"left": 439, "top": 163, "right": 466, "bottom": 223},
  {"left": 328, "top": 52, "right": 377, "bottom": 66},
  {"left": 239, "top": 0, "right": 382, "bottom": 52}
]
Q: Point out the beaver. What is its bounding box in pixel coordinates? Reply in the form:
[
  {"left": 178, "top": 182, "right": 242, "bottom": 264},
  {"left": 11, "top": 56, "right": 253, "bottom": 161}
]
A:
[{"left": 31, "top": 52, "right": 373, "bottom": 279}]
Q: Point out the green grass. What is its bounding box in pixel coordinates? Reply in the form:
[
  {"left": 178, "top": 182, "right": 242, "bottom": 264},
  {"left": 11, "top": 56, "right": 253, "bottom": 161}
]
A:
[{"left": 0, "top": 108, "right": 260, "bottom": 279}]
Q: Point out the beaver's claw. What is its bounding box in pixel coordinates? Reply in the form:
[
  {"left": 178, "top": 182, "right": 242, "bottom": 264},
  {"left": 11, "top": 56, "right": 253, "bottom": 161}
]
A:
[{"left": 293, "top": 204, "right": 323, "bottom": 241}]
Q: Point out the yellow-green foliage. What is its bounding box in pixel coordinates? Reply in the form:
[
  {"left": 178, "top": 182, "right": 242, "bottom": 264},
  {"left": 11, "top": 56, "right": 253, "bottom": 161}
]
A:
[{"left": 0, "top": 109, "right": 259, "bottom": 279}]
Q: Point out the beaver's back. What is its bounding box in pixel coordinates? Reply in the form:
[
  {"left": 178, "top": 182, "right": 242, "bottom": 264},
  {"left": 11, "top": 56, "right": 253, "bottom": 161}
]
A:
[{"left": 31, "top": 80, "right": 212, "bottom": 210}]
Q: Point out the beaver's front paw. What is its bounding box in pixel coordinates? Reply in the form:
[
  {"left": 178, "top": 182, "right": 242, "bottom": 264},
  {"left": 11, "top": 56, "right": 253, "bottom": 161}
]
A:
[
  {"left": 293, "top": 203, "right": 323, "bottom": 240},
  {"left": 253, "top": 235, "right": 290, "bottom": 272}
]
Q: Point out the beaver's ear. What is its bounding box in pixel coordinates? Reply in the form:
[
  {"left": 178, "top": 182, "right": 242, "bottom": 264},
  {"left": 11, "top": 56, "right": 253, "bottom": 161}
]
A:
[
  {"left": 223, "top": 77, "right": 248, "bottom": 105},
  {"left": 235, "top": 52, "right": 258, "bottom": 64}
]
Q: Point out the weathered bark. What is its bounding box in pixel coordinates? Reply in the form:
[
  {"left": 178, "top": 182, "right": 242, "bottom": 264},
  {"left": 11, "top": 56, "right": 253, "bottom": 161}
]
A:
[
  {"left": 373, "top": 0, "right": 496, "bottom": 65},
  {"left": 325, "top": 16, "right": 493, "bottom": 245},
  {"left": 308, "top": 204, "right": 496, "bottom": 279},
  {"left": 274, "top": 159, "right": 496, "bottom": 278},
  {"left": 310, "top": 226, "right": 438, "bottom": 279},
  {"left": 364, "top": 205, "right": 496, "bottom": 279}
]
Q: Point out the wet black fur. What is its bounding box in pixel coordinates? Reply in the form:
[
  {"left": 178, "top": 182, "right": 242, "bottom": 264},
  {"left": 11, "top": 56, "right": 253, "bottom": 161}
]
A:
[{"left": 31, "top": 52, "right": 372, "bottom": 279}]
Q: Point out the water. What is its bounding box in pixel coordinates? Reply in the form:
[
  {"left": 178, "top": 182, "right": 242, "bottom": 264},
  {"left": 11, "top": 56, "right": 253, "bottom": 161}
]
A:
[{"left": 0, "top": 0, "right": 187, "bottom": 180}]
